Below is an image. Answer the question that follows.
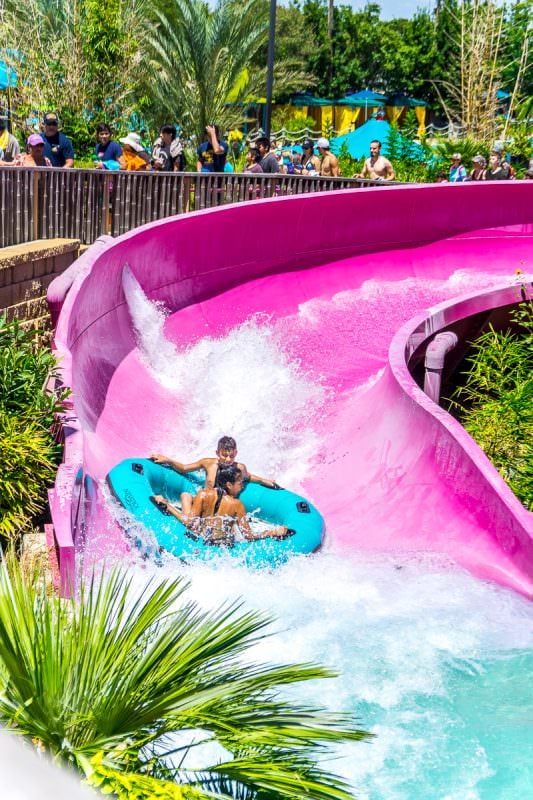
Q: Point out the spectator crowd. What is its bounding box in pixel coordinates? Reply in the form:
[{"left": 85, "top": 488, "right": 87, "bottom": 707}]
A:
[{"left": 0, "top": 111, "right": 531, "bottom": 182}]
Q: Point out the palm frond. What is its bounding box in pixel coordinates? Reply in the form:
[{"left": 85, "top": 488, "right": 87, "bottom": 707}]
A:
[{"left": 0, "top": 561, "right": 370, "bottom": 799}]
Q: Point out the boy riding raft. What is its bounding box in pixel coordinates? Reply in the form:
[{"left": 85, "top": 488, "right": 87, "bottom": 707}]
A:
[{"left": 150, "top": 436, "right": 291, "bottom": 544}]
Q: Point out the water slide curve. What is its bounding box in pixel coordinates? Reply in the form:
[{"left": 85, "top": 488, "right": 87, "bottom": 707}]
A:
[{"left": 48, "top": 183, "right": 533, "bottom": 598}]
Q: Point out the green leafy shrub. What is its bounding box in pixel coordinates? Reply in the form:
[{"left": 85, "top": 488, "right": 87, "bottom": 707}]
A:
[
  {"left": 0, "top": 315, "right": 67, "bottom": 544},
  {"left": 0, "top": 410, "right": 57, "bottom": 542},
  {"left": 431, "top": 137, "right": 488, "bottom": 168},
  {"left": 271, "top": 110, "right": 316, "bottom": 135},
  {"left": 0, "top": 315, "right": 66, "bottom": 428},
  {"left": 385, "top": 124, "right": 438, "bottom": 182},
  {"left": 448, "top": 298, "right": 533, "bottom": 510}
]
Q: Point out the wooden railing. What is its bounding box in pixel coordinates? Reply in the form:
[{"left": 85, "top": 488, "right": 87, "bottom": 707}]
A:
[{"left": 0, "top": 167, "right": 395, "bottom": 247}]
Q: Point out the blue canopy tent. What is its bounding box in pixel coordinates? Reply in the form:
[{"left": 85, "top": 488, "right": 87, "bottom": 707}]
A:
[
  {"left": 330, "top": 118, "right": 426, "bottom": 160},
  {"left": 288, "top": 92, "right": 335, "bottom": 107},
  {"left": 335, "top": 89, "right": 388, "bottom": 107},
  {"left": 0, "top": 58, "right": 17, "bottom": 90},
  {"left": 0, "top": 56, "right": 18, "bottom": 130}
]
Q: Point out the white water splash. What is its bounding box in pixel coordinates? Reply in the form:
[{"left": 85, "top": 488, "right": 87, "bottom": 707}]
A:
[{"left": 123, "top": 270, "right": 326, "bottom": 489}]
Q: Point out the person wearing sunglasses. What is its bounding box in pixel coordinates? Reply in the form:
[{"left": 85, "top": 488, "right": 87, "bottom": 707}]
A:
[{"left": 41, "top": 112, "right": 74, "bottom": 168}]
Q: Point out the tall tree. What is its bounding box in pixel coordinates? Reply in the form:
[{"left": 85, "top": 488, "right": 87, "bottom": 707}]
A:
[
  {"left": 0, "top": 0, "right": 148, "bottom": 146},
  {"left": 148, "top": 0, "right": 307, "bottom": 138}
]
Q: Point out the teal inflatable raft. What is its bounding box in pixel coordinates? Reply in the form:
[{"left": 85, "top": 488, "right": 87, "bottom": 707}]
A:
[{"left": 107, "top": 458, "right": 324, "bottom": 567}]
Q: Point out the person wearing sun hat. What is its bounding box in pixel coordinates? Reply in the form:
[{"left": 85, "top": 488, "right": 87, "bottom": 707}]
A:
[
  {"left": 467, "top": 154, "right": 486, "bottom": 181},
  {"left": 41, "top": 112, "right": 74, "bottom": 168},
  {"left": 14, "top": 134, "right": 52, "bottom": 167},
  {"left": 449, "top": 152, "right": 467, "bottom": 182},
  {"left": 119, "top": 132, "right": 151, "bottom": 171}
]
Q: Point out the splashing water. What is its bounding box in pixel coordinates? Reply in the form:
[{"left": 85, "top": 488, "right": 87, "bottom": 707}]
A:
[
  {"left": 124, "top": 270, "right": 327, "bottom": 490},
  {"left": 115, "top": 263, "right": 533, "bottom": 799}
]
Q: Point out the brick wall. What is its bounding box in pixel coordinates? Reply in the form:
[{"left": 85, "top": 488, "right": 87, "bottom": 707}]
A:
[{"left": 0, "top": 239, "right": 80, "bottom": 334}]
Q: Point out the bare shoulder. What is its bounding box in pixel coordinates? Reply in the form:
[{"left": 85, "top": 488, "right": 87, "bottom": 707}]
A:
[
  {"left": 201, "top": 457, "right": 218, "bottom": 468},
  {"left": 231, "top": 497, "right": 246, "bottom": 515},
  {"left": 237, "top": 461, "right": 249, "bottom": 475}
]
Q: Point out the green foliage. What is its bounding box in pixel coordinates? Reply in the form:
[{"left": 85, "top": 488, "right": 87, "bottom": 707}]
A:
[
  {"left": 147, "top": 0, "right": 308, "bottom": 140},
  {"left": 432, "top": 137, "right": 487, "bottom": 164},
  {"left": 500, "top": 0, "right": 533, "bottom": 97},
  {"left": 0, "top": 565, "right": 370, "bottom": 799},
  {"left": 0, "top": 411, "right": 57, "bottom": 542},
  {"left": 87, "top": 753, "right": 201, "bottom": 799},
  {"left": 0, "top": 316, "right": 67, "bottom": 544},
  {"left": 384, "top": 125, "right": 438, "bottom": 182},
  {"left": 2, "top": 0, "right": 530, "bottom": 151},
  {"left": 0, "top": 0, "right": 149, "bottom": 153},
  {"left": 0, "top": 315, "right": 66, "bottom": 427},
  {"left": 335, "top": 141, "right": 362, "bottom": 179},
  {"left": 271, "top": 110, "right": 316, "bottom": 134},
  {"left": 448, "top": 297, "right": 533, "bottom": 510}
]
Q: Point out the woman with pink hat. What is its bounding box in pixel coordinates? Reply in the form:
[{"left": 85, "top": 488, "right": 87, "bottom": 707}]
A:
[{"left": 15, "top": 134, "right": 52, "bottom": 167}]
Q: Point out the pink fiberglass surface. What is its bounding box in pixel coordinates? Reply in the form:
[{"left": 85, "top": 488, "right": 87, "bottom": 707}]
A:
[{"left": 48, "top": 183, "right": 533, "bottom": 596}]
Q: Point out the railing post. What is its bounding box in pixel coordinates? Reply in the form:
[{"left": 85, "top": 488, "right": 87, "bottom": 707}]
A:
[
  {"left": 32, "top": 170, "right": 40, "bottom": 241},
  {"left": 102, "top": 173, "right": 111, "bottom": 235}
]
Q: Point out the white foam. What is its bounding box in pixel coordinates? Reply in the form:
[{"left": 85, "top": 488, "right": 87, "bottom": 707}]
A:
[
  {"left": 118, "top": 550, "right": 533, "bottom": 797},
  {"left": 116, "top": 265, "right": 533, "bottom": 798},
  {"left": 124, "top": 277, "right": 326, "bottom": 490}
]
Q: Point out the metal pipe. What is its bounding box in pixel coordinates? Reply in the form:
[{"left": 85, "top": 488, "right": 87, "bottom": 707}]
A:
[
  {"left": 263, "top": 0, "right": 277, "bottom": 139},
  {"left": 423, "top": 331, "right": 458, "bottom": 404}
]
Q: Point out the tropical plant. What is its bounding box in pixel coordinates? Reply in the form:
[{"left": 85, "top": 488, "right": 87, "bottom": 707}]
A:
[
  {"left": 0, "top": 315, "right": 67, "bottom": 544},
  {"left": 0, "top": 0, "right": 149, "bottom": 151},
  {"left": 431, "top": 136, "right": 487, "bottom": 164},
  {"left": 87, "top": 753, "right": 202, "bottom": 799},
  {"left": 271, "top": 110, "right": 317, "bottom": 136},
  {"left": 0, "top": 315, "right": 66, "bottom": 427},
  {"left": 384, "top": 125, "right": 438, "bottom": 182},
  {"left": 147, "top": 0, "right": 308, "bottom": 141},
  {"left": 0, "top": 564, "right": 370, "bottom": 799},
  {"left": 448, "top": 296, "right": 533, "bottom": 510},
  {"left": 0, "top": 410, "right": 57, "bottom": 543}
]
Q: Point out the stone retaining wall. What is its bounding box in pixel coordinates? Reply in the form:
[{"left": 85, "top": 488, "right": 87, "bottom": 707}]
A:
[{"left": 0, "top": 239, "right": 80, "bottom": 333}]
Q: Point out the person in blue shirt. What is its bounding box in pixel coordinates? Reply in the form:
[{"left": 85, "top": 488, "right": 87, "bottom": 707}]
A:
[
  {"left": 196, "top": 125, "right": 228, "bottom": 172},
  {"left": 41, "top": 112, "right": 74, "bottom": 168},
  {"left": 94, "top": 123, "right": 125, "bottom": 170},
  {"left": 449, "top": 153, "right": 467, "bottom": 182}
]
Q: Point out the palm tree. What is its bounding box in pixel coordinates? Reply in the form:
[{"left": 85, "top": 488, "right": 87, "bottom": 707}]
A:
[
  {"left": 0, "top": 560, "right": 370, "bottom": 799},
  {"left": 148, "top": 0, "right": 307, "bottom": 140}
]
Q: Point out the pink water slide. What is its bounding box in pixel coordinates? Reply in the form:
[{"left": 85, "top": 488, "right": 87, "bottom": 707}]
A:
[{"left": 48, "top": 183, "right": 533, "bottom": 597}]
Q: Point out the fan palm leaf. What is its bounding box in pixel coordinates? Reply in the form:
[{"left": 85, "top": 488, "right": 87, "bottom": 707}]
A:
[{"left": 0, "top": 561, "right": 369, "bottom": 799}]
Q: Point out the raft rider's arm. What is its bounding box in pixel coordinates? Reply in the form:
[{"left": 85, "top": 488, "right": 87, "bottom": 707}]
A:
[
  {"left": 151, "top": 495, "right": 189, "bottom": 525},
  {"left": 150, "top": 454, "right": 208, "bottom": 475},
  {"left": 235, "top": 504, "right": 293, "bottom": 541},
  {"left": 246, "top": 470, "right": 283, "bottom": 490}
]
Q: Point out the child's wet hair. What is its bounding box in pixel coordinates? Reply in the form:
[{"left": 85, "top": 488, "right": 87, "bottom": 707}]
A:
[
  {"left": 217, "top": 435, "right": 237, "bottom": 451},
  {"left": 215, "top": 464, "right": 242, "bottom": 488}
]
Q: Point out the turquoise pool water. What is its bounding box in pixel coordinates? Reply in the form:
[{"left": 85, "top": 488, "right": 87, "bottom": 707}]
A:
[{"left": 115, "top": 273, "right": 533, "bottom": 799}]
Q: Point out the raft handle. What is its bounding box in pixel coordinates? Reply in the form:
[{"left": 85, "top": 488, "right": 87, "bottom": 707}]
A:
[
  {"left": 296, "top": 501, "right": 310, "bottom": 514},
  {"left": 132, "top": 462, "right": 144, "bottom": 475}
]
